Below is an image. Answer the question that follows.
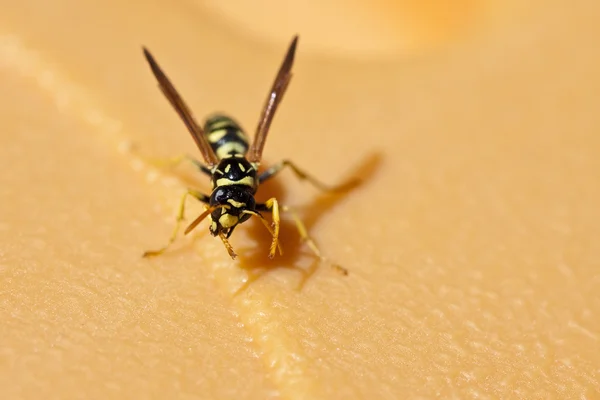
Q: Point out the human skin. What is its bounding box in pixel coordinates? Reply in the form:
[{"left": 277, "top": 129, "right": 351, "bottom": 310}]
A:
[{"left": 0, "top": 0, "right": 599, "bottom": 398}]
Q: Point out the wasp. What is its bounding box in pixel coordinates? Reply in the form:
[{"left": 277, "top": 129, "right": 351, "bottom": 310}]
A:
[{"left": 141, "top": 36, "right": 352, "bottom": 273}]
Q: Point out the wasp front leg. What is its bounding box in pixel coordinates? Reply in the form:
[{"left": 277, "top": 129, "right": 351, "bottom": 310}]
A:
[
  {"left": 143, "top": 189, "right": 210, "bottom": 257},
  {"left": 258, "top": 159, "right": 357, "bottom": 192},
  {"left": 242, "top": 209, "right": 284, "bottom": 256},
  {"left": 256, "top": 200, "right": 348, "bottom": 275},
  {"left": 255, "top": 198, "right": 281, "bottom": 259}
]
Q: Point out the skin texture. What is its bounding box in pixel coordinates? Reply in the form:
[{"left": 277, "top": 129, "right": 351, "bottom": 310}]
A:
[{"left": 1, "top": 0, "right": 599, "bottom": 398}]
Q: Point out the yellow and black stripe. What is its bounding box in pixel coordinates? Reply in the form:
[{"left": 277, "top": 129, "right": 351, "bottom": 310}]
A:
[
  {"left": 202, "top": 114, "right": 258, "bottom": 237},
  {"left": 204, "top": 114, "right": 249, "bottom": 160}
]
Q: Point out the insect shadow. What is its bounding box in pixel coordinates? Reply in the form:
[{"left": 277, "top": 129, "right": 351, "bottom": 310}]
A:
[{"left": 232, "top": 151, "right": 382, "bottom": 292}]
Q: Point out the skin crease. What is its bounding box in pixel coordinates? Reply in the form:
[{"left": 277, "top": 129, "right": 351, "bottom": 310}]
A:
[{"left": 0, "top": 0, "right": 599, "bottom": 399}]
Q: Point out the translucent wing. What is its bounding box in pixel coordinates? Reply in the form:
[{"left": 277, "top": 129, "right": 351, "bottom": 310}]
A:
[
  {"left": 247, "top": 35, "right": 298, "bottom": 163},
  {"left": 143, "top": 47, "right": 219, "bottom": 167}
]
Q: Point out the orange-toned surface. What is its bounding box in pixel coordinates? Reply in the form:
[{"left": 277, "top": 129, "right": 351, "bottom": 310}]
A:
[{"left": 1, "top": 0, "right": 599, "bottom": 398}]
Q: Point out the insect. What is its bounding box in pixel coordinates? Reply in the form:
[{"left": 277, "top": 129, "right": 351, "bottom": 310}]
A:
[{"left": 141, "top": 35, "right": 352, "bottom": 273}]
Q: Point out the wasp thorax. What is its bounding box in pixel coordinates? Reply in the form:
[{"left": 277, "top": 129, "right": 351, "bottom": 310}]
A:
[{"left": 212, "top": 158, "right": 257, "bottom": 190}]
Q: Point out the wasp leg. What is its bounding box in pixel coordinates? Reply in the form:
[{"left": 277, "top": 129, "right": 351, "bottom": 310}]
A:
[
  {"left": 256, "top": 198, "right": 281, "bottom": 258},
  {"left": 143, "top": 190, "right": 210, "bottom": 257},
  {"left": 283, "top": 205, "right": 348, "bottom": 275},
  {"left": 242, "top": 210, "right": 284, "bottom": 256},
  {"left": 257, "top": 202, "right": 349, "bottom": 275},
  {"left": 143, "top": 154, "right": 212, "bottom": 176},
  {"left": 258, "top": 159, "right": 357, "bottom": 192}
]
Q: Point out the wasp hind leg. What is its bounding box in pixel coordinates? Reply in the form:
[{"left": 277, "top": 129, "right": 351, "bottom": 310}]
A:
[
  {"left": 143, "top": 189, "right": 210, "bottom": 257},
  {"left": 258, "top": 159, "right": 358, "bottom": 192}
]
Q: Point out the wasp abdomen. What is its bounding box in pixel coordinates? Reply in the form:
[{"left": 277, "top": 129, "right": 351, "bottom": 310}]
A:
[{"left": 204, "top": 114, "right": 249, "bottom": 159}]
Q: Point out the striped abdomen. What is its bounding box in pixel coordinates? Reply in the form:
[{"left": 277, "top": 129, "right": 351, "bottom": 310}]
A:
[{"left": 204, "top": 114, "right": 249, "bottom": 160}]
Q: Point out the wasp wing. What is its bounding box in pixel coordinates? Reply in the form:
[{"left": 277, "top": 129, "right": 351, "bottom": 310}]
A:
[
  {"left": 143, "top": 48, "right": 219, "bottom": 167},
  {"left": 247, "top": 35, "right": 298, "bottom": 164}
]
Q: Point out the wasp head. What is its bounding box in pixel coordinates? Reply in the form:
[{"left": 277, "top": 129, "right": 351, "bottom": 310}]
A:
[{"left": 209, "top": 185, "right": 256, "bottom": 238}]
